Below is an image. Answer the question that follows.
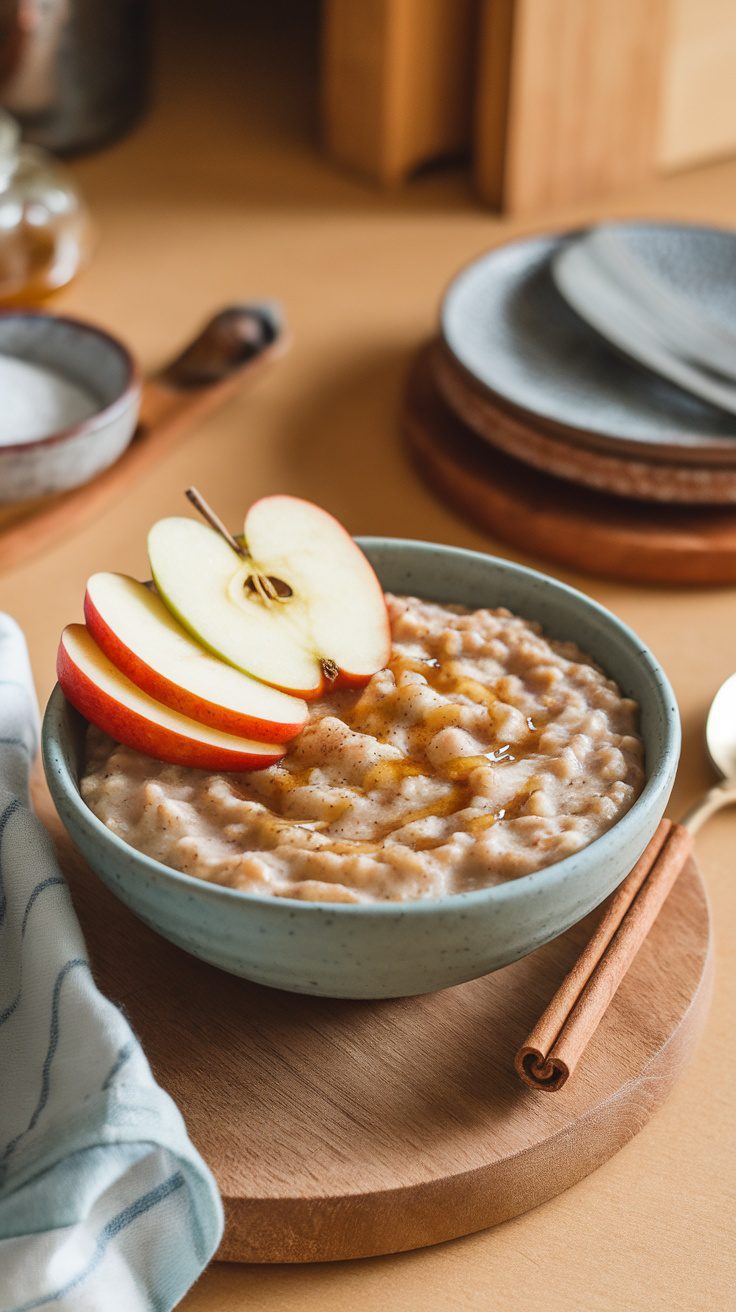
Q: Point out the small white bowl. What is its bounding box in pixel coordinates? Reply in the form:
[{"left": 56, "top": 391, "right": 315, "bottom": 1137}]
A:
[{"left": 0, "top": 311, "right": 141, "bottom": 504}]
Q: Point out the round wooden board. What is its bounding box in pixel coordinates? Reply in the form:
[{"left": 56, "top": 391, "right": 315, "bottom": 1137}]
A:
[
  {"left": 406, "top": 343, "right": 736, "bottom": 585},
  {"left": 40, "top": 782, "right": 712, "bottom": 1266}
]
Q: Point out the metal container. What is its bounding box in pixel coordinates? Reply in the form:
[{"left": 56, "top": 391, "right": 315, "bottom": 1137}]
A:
[{"left": 0, "top": 0, "right": 150, "bottom": 155}]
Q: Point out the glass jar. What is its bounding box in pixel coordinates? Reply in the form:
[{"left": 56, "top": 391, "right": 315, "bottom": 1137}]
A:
[{"left": 0, "top": 110, "right": 92, "bottom": 305}]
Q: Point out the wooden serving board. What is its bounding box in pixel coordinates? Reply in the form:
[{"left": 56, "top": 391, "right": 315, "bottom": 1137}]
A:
[
  {"left": 36, "top": 780, "right": 712, "bottom": 1265},
  {"left": 406, "top": 343, "right": 736, "bottom": 585}
]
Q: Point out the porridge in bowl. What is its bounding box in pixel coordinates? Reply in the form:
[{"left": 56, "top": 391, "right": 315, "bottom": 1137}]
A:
[{"left": 81, "top": 593, "right": 644, "bottom": 905}]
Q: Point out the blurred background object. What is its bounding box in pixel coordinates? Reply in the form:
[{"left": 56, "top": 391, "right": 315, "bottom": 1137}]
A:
[
  {"left": 472, "top": 0, "right": 668, "bottom": 212},
  {"left": 0, "top": 107, "right": 91, "bottom": 303},
  {"left": 3, "top": 0, "right": 733, "bottom": 214},
  {"left": 321, "top": 0, "right": 736, "bottom": 214},
  {"left": 0, "top": 0, "right": 150, "bottom": 155},
  {"left": 322, "top": 0, "right": 478, "bottom": 186}
]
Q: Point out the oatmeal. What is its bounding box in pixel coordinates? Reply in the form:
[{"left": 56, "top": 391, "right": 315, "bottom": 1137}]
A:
[{"left": 81, "top": 595, "right": 645, "bottom": 904}]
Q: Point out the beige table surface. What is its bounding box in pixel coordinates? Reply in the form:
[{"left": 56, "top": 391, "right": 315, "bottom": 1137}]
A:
[{"left": 3, "top": 5, "right": 735, "bottom": 1309}]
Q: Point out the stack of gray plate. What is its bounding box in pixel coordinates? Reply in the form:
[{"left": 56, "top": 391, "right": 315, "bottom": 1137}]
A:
[{"left": 438, "top": 222, "right": 736, "bottom": 505}]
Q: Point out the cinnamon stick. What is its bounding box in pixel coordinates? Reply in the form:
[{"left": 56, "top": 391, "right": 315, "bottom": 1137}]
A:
[{"left": 515, "top": 819, "right": 694, "bottom": 1092}]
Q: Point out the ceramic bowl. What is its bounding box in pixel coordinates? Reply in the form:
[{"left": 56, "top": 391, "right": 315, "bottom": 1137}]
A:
[
  {"left": 42, "top": 540, "right": 680, "bottom": 1000},
  {"left": 0, "top": 312, "right": 140, "bottom": 504}
]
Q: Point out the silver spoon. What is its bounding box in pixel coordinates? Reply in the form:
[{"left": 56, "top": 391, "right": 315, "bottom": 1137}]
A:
[{"left": 681, "top": 673, "right": 736, "bottom": 833}]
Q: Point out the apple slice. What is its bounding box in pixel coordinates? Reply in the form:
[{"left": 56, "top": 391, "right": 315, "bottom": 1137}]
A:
[
  {"left": 245, "top": 496, "right": 391, "bottom": 690},
  {"left": 58, "top": 625, "right": 286, "bottom": 771},
  {"left": 148, "top": 497, "right": 391, "bottom": 697},
  {"left": 85, "top": 572, "right": 307, "bottom": 743}
]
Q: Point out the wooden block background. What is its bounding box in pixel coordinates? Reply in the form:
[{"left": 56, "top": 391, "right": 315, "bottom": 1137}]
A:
[
  {"left": 322, "top": 0, "right": 477, "bottom": 184},
  {"left": 658, "top": 0, "right": 736, "bottom": 170},
  {"left": 321, "top": 0, "right": 736, "bottom": 211},
  {"left": 474, "top": 0, "right": 670, "bottom": 213}
]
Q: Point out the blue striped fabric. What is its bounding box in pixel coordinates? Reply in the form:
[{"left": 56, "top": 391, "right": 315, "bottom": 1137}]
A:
[{"left": 0, "top": 616, "right": 223, "bottom": 1311}]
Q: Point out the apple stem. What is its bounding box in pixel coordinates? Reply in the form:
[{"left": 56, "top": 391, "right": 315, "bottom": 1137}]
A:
[
  {"left": 185, "top": 487, "right": 247, "bottom": 559},
  {"left": 184, "top": 487, "right": 291, "bottom": 608},
  {"left": 321, "top": 658, "right": 339, "bottom": 683}
]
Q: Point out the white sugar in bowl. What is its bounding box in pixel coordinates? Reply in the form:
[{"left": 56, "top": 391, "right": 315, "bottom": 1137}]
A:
[{"left": 0, "top": 312, "right": 140, "bottom": 503}]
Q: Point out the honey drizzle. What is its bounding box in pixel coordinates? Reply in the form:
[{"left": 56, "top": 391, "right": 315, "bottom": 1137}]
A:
[
  {"left": 241, "top": 651, "right": 546, "bottom": 853},
  {"left": 388, "top": 651, "right": 499, "bottom": 709},
  {"left": 466, "top": 809, "right": 506, "bottom": 836},
  {"left": 362, "top": 758, "right": 426, "bottom": 790}
]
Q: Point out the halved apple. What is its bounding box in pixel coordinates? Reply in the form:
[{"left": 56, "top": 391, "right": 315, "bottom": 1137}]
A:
[
  {"left": 148, "top": 496, "right": 391, "bottom": 697},
  {"left": 85, "top": 572, "right": 307, "bottom": 742},
  {"left": 58, "top": 625, "right": 286, "bottom": 771}
]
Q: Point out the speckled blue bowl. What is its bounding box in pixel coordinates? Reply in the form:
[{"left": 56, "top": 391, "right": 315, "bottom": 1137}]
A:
[{"left": 42, "top": 540, "right": 680, "bottom": 999}]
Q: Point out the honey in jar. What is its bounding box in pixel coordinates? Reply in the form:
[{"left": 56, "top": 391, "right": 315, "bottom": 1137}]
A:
[{"left": 0, "top": 110, "right": 91, "bottom": 305}]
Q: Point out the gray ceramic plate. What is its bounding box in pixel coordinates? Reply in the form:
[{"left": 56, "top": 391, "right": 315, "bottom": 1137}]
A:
[
  {"left": 43, "top": 539, "right": 680, "bottom": 1000},
  {"left": 441, "top": 225, "right": 736, "bottom": 466},
  {"left": 553, "top": 224, "right": 736, "bottom": 419}
]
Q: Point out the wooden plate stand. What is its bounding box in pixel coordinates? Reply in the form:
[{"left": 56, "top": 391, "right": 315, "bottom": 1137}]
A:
[
  {"left": 405, "top": 342, "right": 736, "bottom": 586},
  {"left": 38, "top": 783, "right": 712, "bottom": 1265}
]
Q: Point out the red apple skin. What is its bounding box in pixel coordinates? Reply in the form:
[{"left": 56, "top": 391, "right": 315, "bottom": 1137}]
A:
[
  {"left": 57, "top": 634, "right": 286, "bottom": 773},
  {"left": 246, "top": 495, "right": 392, "bottom": 695},
  {"left": 331, "top": 666, "right": 386, "bottom": 693},
  {"left": 83, "top": 587, "right": 306, "bottom": 744}
]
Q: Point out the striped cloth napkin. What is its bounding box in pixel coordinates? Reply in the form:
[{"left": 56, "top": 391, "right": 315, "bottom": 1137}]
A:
[{"left": 0, "top": 615, "right": 223, "bottom": 1311}]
